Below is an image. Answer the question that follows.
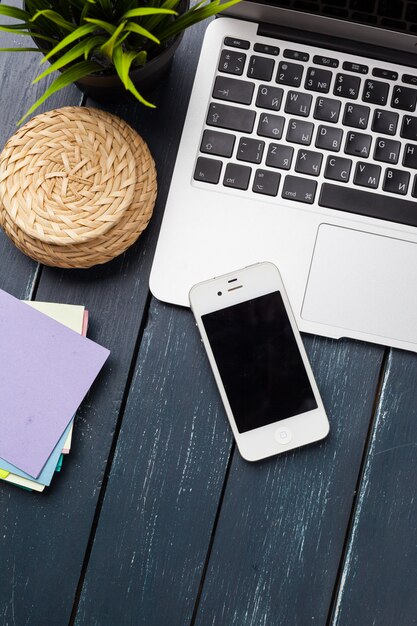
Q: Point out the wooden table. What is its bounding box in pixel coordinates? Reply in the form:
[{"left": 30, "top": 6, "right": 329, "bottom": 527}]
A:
[{"left": 0, "top": 19, "right": 416, "bottom": 626}]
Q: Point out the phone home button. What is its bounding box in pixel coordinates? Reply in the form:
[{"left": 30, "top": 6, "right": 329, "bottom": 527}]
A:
[{"left": 275, "top": 427, "right": 292, "bottom": 445}]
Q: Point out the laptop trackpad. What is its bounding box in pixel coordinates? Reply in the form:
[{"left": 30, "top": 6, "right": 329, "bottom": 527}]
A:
[{"left": 301, "top": 224, "right": 417, "bottom": 344}]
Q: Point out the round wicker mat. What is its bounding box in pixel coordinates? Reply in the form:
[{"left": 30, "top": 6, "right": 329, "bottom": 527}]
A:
[{"left": 0, "top": 107, "right": 157, "bottom": 267}]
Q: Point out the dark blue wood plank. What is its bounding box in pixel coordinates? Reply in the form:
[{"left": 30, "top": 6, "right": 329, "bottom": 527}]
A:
[
  {"left": 192, "top": 337, "right": 385, "bottom": 626},
  {"left": 330, "top": 349, "right": 417, "bottom": 626},
  {"left": 74, "top": 301, "right": 233, "bottom": 626},
  {"left": 74, "top": 325, "right": 385, "bottom": 626},
  {"left": 0, "top": 25, "right": 83, "bottom": 298},
  {"left": 0, "top": 21, "right": 209, "bottom": 626}
]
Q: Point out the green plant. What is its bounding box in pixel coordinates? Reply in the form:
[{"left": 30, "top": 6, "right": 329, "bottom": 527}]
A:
[{"left": 0, "top": 0, "right": 240, "bottom": 123}]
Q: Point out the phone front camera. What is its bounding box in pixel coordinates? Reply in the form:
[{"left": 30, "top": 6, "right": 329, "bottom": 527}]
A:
[{"left": 217, "top": 291, "right": 222, "bottom": 296}]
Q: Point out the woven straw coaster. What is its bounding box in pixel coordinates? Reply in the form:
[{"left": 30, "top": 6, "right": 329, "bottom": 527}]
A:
[{"left": 0, "top": 106, "right": 157, "bottom": 268}]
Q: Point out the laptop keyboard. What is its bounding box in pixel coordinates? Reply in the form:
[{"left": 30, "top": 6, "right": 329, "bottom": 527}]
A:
[{"left": 193, "top": 36, "right": 417, "bottom": 228}]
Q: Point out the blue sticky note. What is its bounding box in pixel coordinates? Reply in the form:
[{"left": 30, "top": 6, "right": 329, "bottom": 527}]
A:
[{"left": 0, "top": 421, "right": 72, "bottom": 486}]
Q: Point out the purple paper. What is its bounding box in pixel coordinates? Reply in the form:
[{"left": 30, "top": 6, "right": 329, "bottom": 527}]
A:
[{"left": 0, "top": 289, "right": 110, "bottom": 477}]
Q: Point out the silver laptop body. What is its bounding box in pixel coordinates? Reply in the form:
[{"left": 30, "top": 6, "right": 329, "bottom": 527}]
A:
[{"left": 150, "top": 1, "right": 417, "bottom": 353}]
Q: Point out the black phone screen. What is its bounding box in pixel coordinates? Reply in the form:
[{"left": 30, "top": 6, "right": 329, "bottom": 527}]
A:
[{"left": 202, "top": 291, "right": 317, "bottom": 433}]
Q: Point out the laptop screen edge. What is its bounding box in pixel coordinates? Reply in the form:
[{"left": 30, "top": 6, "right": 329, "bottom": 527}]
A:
[{"left": 222, "top": 2, "right": 417, "bottom": 57}]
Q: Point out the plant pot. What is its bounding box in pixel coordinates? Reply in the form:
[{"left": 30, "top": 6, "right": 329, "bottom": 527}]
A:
[{"left": 74, "top": 32, "right": 184, "bottom": 103}]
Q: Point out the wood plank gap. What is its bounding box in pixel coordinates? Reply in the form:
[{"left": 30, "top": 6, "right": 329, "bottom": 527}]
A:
[
  {"left": 189, "top": 440, "right": 236, "bottom": 626},
  {"left": 68, "top": 289, "right": 153, "bottom": 626},
  {"left": 325, "top": 346, "right": 390, "bottom": 626},
  {"left": 26, "top": 264, "right": 43, "bottom": 300}
]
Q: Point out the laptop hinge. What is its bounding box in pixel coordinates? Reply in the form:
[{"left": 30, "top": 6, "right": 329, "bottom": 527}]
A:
[{"left": 258, "top": 22, "right": 417, "bottom": 69}]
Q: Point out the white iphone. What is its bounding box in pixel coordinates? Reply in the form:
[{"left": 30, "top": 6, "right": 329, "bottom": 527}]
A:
[{"left": 189, "top": 262, "right": 329, "bottom": 461}]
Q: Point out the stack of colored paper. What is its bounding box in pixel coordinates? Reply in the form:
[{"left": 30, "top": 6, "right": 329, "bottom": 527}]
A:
[{"left": 0, "top": 290, "right": 110, "bottom": 492}]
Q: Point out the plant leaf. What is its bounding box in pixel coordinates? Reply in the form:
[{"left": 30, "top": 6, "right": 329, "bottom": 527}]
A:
[
  {"left": 84, "top": 18, "right": 116, "bottom": 35},
  {"left": 0, "top": 5, "right": 30, "bottom": 21},
  {"left": 140, "top": 0, "right": 181, "bottom": 32},
  {"left": 95, "top": 0, "right": 113, "bottom": 17},
  {"left": 30, "top": 10, "right": 76, "bottom": 32},
  {"left": 113, "top": 46, "right": 155, "bottom": 107},
  {"left": 33, "top": 36, "right": 106, "bottom": 83},
  {"left": 112, "top": 45, "right": 135, "bottom": 86},
  {"left": 0, "top": 47, "right": 43, "bottom": 52},
  {"left": 125, "top": 75, "right": 156, "bottom": 108},
  {"left": 41, "top": 23, "right": 97, "bottom": 62},
  {"left": 100, "top": 20, "right": 126, "bottom": 59},
  {"left": 122, "top": 8, "right": 177, "bottom": 19},
  {"left": 0, "top": 24, "right": 56, "bottom": 42},
  {"left": 18, "top": 60, "right": 100, "bottom": 125},
  {"left": 125, "top": 21, "right": 160, "bottom": 44}
]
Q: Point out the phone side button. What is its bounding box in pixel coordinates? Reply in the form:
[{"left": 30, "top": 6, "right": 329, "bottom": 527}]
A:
[{"left": 274, "top": 427, "right": 293, "bottom": 444}]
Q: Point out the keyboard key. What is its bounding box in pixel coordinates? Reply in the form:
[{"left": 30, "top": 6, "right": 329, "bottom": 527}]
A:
[
  {"left": 362, "top": 79, "right": 389, "bottom": 105},
  {"left": 402, "top": 74, "right": 417, "bottom": 87},
  {"left": 334, "top": 73, "right": 361, "bottom": 99},
  {"left": 194, "top": 157, "right": 222, "bottom": 184},
  {"left": 247, "top": 55, "right": 275, "bottom": 81},
  {"left": 253, "top": 43, "right": 279, "bottom": 56},
  {"left": 276, "top": 61, "right": 304, "bottom": 87},
  {"left": 305, "top": 67, "right": 332, "bottom": 93},
  {"left": 353, "top": 162, "right": 381, "bottom": 189},
  {"left": 315, "top": 125, "right": 343, "bottom": 151},
  {"left": 344, "top": 131, "right": 372, "bottom": 158},
  {"left": 372, "top": 109, "right": 398, "bottom": 135},
  {"left": 200, "top": 130, "right": 235, "bottom": 157},
  {"left": 402, "top": 144, "right": 417, "bottom": 169},
  {"left": 284, "top": 91, "right": 312, "bottom": 116},
  {"left": 400, "top": 115, "right": 417, "bottom": 140},
  {"left": 342, "top": 103, "right": 370, "bottom": 129},
  {"left": 295, "top": 149, "right": 323, "bottom": 176},
  {"left": 252, "top": 169, "right": 281, "bottom": 196},
  {"left": 372, "top": 67, "right": 398, "bottom": 81},
  {"left": 314, "top": 97, "right": 341, "bottom": 123},
  {"left": 379, "top": 3, "right": 402, "bottom": 18},
  {"left": 237, "top": 137, "right": 265, "bottom": 164},
  {"left": 383, "top": 168, "right": 410, "bottom": 195},
  {"left": 286, "top": 119, "right": 314, "bottom": 145},
  {"left": 257, "top": 113, "right": 285, "bottom": 139},
  {"left": 412, "top": 175, "right": 417, "bottom": 197},
  {"left": 374, "top": 137, "right": 401, "bottom": 164},
  {"left": 212, "top": 76, "right": 254, "bottom": 105},
  {"left": 391, "top": 85, "right": 417, "bottom": 111},
  {"left": 255, "top": 85, "right": 283, "bottom": 111},
  {"left": 342, "top": 61, "right": 368, "bottom": 74},
  {"left": 284, "top": 49, "right": 309, "bottom": 62},
  {"left": 265, "top": 144, "right": 294, "bottom": 169},
  {"left": 223, "top": 163, "right": 251, "bottom": 190},
  {"left": 207, "top": 103, "right": 255, "bottom": 133},
  {"left": 324, "top": 155, "right": 352, "bottom": 182},
  {"left": 313, "top": 55, "right": 339, "bottom": 68},
  {"left": 282, "top": 175, "right": 317, "bottom": 204},
  {"left": 319, "top": 183, "right": 417, "bottom": 227},
  {"left": 224, "top": 37, "right": 250, "bottom": 50},
  {"left": 218, "top": 49, "right": 246, "bottom": 75}
]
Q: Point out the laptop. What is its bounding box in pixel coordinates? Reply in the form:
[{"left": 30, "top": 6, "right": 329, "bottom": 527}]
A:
[{"left": 150, "top": 0, "right": 417, "bottom": 353}]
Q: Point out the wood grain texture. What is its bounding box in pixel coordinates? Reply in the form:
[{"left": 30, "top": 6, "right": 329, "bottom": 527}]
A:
[
  {"left": 331, "top": 349, "right": 417, "bottom": 626},
  {"left": 0, "top": 31, "right": 87, "bottom": 626},
  {"left": 193, "top": 336, "right": 385, "bottom": 626},
  {"left": 1, "top": 9, "right": 416, "bottom": 626},
  {"left": 0, "top": 24, "right": 83, "bottom": 299},
  {"left": 74, "top": 300, "right": 233, "bottom": 626},
  {"left": 0, "top": 20, "right": 209, "bottom": 626}
]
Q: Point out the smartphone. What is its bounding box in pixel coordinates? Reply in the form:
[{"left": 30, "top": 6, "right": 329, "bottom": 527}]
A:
[{"left": 189, "top": 262, "right": 329, "bottom": 461}]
